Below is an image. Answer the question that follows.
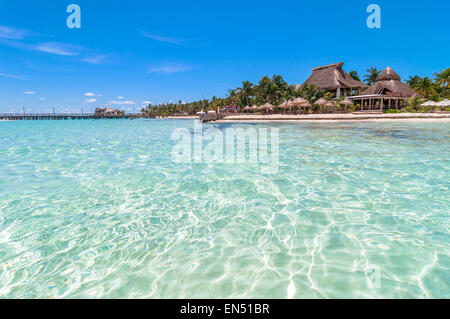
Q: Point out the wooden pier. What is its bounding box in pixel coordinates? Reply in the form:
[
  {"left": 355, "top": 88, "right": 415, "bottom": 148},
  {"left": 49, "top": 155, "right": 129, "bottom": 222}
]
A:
[{"left": 0, "top": 113, "right": 151, "bottom": 121}]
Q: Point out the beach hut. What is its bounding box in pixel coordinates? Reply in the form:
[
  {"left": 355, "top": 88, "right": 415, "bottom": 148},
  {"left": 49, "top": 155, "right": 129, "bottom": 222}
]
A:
[
  {"left": 363, "top": 67, "right": 419, "bottom": 98},
  {"left": 243, "top": 105, "right": 252, "bottom": 112},
  {"left": 297, "top": 62, "right": 368, "bottom": 98},
  {"left": 350, "top": 67, "right": 421, "bottom": 111}
]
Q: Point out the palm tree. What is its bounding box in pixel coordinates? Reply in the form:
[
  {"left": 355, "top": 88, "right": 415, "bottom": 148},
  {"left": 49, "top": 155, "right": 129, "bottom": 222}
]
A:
[
  {"left": 363, "top": 67, "right": 381, "bottom": 86},
  {"left": 415, "top": 77, "right": 436, "bottom": 98},
  {"left": 434, "top": 68, "right": 450, "bottom": 98},
  {"left": 297, "top": 84, "right": 324, "bottom": 104},
  {"left": 228, "top": 89, "right": 237, "bottom": 97},
  {"left": 272, "top": 74, "right": 287, "bottom": 90},
  {"left": 256, "top": 76, "right": 276, "bottom": 104},
  {"left": 406, "top": 75, "right": 422, "bottom": 88},
  {"left": 271, "top": 74, "right": 289, "bottom": 104},
  {"left": 238, "top": 80, "right": 254, "bottom": 107},
  {"left": 349, "top": 71, "right": 361, "bottom": 81}
]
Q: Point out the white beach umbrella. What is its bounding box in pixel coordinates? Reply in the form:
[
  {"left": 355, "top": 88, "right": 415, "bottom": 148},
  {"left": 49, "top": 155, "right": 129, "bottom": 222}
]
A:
[
  {"left": 436, "top": 99, "right": 450, "bottom": 107},
  {"left": 420, "top": 101, "right": 438, "bottom": 106}
]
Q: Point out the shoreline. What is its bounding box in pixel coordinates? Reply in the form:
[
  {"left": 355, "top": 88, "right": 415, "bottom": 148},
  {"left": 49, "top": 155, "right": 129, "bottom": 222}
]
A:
[
  {"left": 160, "top": 116, "right": 198, "bottom": 119},
  {"left": 215, "top": 113, "right": 450, "bottom": 123}
]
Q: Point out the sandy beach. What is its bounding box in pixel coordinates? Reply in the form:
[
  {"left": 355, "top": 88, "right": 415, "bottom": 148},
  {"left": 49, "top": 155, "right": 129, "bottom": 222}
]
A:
[
  {"left": 160, "top": 116, "right": 198, "bottom": 119},
  {"left": 215, "top": 113, "right": 450, "bottom": 123}
]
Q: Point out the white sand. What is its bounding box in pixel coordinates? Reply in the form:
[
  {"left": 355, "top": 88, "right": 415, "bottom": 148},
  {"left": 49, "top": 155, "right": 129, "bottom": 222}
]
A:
[
  {"left": 160, "top": 116, "right": 197, "bottom": 119},
  {"left": 216, "top": 113, "right": 450, "bottom": 123}
]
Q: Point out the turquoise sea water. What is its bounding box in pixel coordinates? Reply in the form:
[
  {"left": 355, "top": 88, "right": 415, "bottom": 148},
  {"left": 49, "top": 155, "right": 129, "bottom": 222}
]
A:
[{"left": 0, "top": 119, "right": 449, "bottom": 298}]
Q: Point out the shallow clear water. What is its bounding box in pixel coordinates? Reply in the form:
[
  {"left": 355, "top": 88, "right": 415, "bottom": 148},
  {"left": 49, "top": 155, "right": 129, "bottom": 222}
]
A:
[{"left": 0, "top": 119, "right": 449, "bottom": 298}]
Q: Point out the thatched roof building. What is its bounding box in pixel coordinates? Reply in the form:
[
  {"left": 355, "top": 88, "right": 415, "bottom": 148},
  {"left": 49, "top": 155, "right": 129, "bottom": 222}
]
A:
[
  {"left": 300, "top": 62, "right": 368, "bottom": 98},
  {"left": 362, "top": 67, "right": 420, "bottom": 98},
  {"left": 348, "top": 67, "right": 421, "bottom": 112}
]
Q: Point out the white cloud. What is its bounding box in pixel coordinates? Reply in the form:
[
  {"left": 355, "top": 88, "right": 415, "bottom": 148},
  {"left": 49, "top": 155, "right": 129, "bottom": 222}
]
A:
[
  {"left": 142, "top": 101, "right": 153, "bottom": 105},
  {"left": 0, "top": 38, "right": 83, "bottom": 58},
  {"left": 140, "top": 31, "right": 184, "bottom": 45},
  {"left": 108, "top": 100, "right": 135, "bottom": 105},
  {"left": 147, "top": 64, "right": 192, "bottom": 74},
  {"left": 24, "top": 91, "right": 36, "bottom": 94},
  {"left": 40, "top": 97, "right": 47, "bottom": 101},
  {"left": 83, "top": 54, "right": 112, "bottom": 64},
  {"left": 85, "top": 98, "right": 97, "bottom": 104},
  {"left": 117, "top": 96, "right": 124, "bottom": 99},
  {"left": 0, "top": 25, "right": 30, "bottom": 40},
  {"left": 36, "top": 42, "right": 82, "bottom": 56},
  {"left": 84, "top": 92, "right": 102, "bottom": 97},
  {"left": 0, "top": 72, "right": 27, "bottom": 80}
]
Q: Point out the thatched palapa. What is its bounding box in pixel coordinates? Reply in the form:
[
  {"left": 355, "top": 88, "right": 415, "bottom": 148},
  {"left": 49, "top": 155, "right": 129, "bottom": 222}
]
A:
[
  {"left": 348, "top": 67, "right": 421, "bottom": 111},
  {"left": 313, "top": 98, "right": 328, "bottom": 105},
  {"left": 300, "top": 62, "right": 368, "bottom": 98},
  {"left": 259, "top": 103, "right": 274, "bottom": 110},
  {"left": 278, "top": 101, "right": 290, "bottom": 109},
  {"left": 362, "top": 67, "right": 420, "bottom": 98},
  {"left": 291, "top": 97, "right": 309, "bottom": 106},
  {"left": 339, "top": 98, "right": 354, "bottom": 106}
]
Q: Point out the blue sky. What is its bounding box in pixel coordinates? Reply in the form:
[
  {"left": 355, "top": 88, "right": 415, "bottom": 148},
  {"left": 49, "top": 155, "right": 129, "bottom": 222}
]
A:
[{"left": 0, "top": 0, "right": 448, "bottom": 113}]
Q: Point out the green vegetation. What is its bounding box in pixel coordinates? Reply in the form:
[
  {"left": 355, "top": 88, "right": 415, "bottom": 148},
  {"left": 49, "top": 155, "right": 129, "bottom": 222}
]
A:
[
  {"left": 349, "top": 71, "right": 361, "bottom": 81},
  {"left": 142, "top": 67, "right": 450, "bottom": 116},
  {"left": 433, "top": 68, "right": 450, "bottom": 98},
  {"left": 363, "top": 67, "right": 382, "bottom": 86},
  {"left": 142, "top": 74, "right": 327, "bottom": 116},
  {"left": 406, "top": 67, "right": 450, "bottom": 100}
]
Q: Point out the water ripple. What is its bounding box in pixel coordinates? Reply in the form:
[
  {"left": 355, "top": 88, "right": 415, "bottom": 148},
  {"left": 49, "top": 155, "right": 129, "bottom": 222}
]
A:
[{"left": 0, "top": 120, "right": 448, "bottom": 298}]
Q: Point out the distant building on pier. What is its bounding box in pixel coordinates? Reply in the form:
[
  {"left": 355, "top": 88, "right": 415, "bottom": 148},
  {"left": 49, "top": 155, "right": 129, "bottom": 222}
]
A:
[{"left": 95, "top": 107, "right": 122, "bottom": 116}]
